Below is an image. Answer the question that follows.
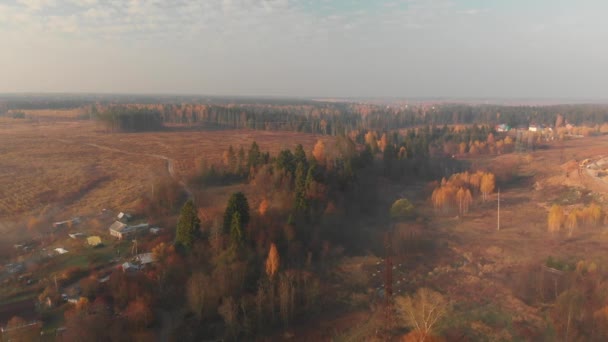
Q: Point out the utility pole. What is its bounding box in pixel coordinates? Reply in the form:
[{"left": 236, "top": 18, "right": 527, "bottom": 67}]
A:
[
  {"left": 497, "top": 189, "right": 500, "bottom": 231},
  {"left": 384, "top": 231, "right": 394, "bottom": 331}
]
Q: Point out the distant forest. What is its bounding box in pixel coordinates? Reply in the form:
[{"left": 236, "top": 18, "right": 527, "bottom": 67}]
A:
[
  {"left": 2, "top": 95, "right": 608, "bottom": 133},
  {"left": 92, "top": 102, "right": 608, "bottom": 133}
]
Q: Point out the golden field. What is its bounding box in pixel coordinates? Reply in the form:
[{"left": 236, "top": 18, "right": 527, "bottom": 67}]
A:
[{"left": 0, "top": 118, "right": 331, "bottom": 229}]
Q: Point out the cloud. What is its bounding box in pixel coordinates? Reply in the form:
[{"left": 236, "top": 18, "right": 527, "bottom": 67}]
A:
[
  {"left": 17, "top": 0, "right": 56, "bottom": 11},
  {"left": 459, "top": 8, "right": 487, "bottom": 16},
  {"left": 4, "top": 0, "right": 458, "bottom": 40}
]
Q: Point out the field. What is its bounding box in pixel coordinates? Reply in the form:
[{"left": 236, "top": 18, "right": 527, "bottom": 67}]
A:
[
  {"left": 281, "top": 135, "right": 608, "bottom": 340},
  {"left": 392, "top": 135, "right": 608, "bottom": 339},
  {"left": 0, "top": 118, "right": 332, "bottom": 239}
]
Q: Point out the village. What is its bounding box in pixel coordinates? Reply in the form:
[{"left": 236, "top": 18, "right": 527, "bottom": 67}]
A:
[{"left": 0, "top": 208, "right": 165, "bottom": 338}]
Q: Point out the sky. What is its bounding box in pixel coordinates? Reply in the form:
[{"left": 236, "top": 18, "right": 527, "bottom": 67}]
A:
[{"left": 0, "top": 0, "right": 607, "bottom": 99}]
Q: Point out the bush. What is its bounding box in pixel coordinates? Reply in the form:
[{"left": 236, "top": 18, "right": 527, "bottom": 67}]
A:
[{"left": 390, "top": 198, "right": 415, "bottom": 220}]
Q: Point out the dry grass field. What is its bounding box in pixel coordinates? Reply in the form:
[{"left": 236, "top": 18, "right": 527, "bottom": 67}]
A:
[
  {"left": 407, "top": 135, "right": 608, "bottom": 339},
  {"left": 0, "top": 119, "right": 332, "bottom": 235}
]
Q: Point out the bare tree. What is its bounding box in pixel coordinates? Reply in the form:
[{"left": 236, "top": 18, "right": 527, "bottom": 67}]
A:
[{"left": 396, "top": 288, "right": 450, "bottom": 342}]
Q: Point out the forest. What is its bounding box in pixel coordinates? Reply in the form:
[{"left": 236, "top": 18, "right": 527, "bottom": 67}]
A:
[
  {"left": 92, "top": 101, "right": 608, "bottom": 133},
  {"left": 4, "top": 98, "right": 608, "bottom": 340}
]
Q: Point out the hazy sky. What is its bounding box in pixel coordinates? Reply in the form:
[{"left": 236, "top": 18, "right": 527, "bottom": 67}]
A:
[{"left": 1, "top": 0, "right": 607, "bottom": 98}]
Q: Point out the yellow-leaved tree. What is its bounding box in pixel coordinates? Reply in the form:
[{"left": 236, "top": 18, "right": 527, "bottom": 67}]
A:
[
  {"left": 364, "top": 131, "right": 378, "bottom": 153},
  {"left": 480, "top": 172, "right": 495, "bottom": 201},
  {"left": 566, "top": 209, "right": 579, "bottom": 237},
  {"left": 548, "top": 204, "right": 565, "bottom": 233}
]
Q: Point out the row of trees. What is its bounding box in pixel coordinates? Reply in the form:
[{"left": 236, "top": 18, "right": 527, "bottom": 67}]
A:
[
  {"left": 431, "top": 171, "right": 496, "bottom": 214},
  {"left": 92, "top": 102, "right": 608, "bottom": 134},
  {"left": 547, "top": 203, "right": 606, "bottom": 235}
]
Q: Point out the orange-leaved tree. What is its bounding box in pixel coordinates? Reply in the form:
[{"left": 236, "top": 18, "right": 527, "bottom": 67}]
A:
[{"left": 265, "top": 242, "right": 280, "bottom": 279}]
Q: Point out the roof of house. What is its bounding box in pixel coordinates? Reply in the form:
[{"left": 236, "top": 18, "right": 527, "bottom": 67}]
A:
[
  {"left": 87, "top": 236, "right": 102, "bottom": 245},
  {"left": 117, "top": 212, "right": 132, "bottom": 219},
  {"left": 69, "top": 233, "right": 85, "bottom": 239},
  {"left": 54, "top": 248, "right": 68, "bottom": 254},
  {"left": 108, "top": 221, "right": 127, "bottom": 232},
  {"left": 134, "top": 252, "right": 155, "bottom": 265}
]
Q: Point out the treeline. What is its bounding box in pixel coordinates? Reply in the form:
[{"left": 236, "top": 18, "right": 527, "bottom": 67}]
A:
[
  {"left": 96, "top": 106, "right": 163, "bottom": 132},
  {"left": 92, "top": 102, "right": 608, "bottom": 134}
]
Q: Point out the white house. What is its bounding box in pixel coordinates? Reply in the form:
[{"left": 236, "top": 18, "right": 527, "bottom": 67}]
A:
[
  {"left": 108, "top": 221, "right": 128, "bottom": 239},
  {"left": 109, "top": 221, "right": 149, "bottom": 239}
]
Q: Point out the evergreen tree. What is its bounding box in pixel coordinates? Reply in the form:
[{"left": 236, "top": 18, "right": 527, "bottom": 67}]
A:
[
  {"left": 294, "top": 162, "right": 308, "bottom": 213},
  {"left": 294, "top": 144, "right": 308, "bottom": 169},
  {"left": 276, "top": 149, "right": 296, "bottom": 175},
  {"left": 237, "top": 146, "right": 245, "bottom": 174},
  {"left": 383, "top": 143, "right": 396, "bottom": 174},
  {"left": 230, "top": 212, "right": 244, "bottom": 248},
  {"left": 223, "top": 192, "right": 250, "bottom": 234},
  {"left": 247, "top": 141, "right": 262, "bottom": 169},
  {"left": 175, "top": 200, "right": 200, "bottom": 250},
  {"left": 225, "top": 146, "right": 237, "bottom": 172}
]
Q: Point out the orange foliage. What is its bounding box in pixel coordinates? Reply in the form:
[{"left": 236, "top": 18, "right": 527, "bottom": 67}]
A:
[
  {"left": 258, "top": 198, "right": 269, "bottom": 216},
  {"left": 312, "top": 140, "right": 326, "bottom": 164}
]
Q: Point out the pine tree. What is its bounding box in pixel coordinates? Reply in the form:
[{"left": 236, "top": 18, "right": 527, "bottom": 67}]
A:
[
  {"left": 294, "top": 162, "right": 308, "bottom": 213},
  {"left": 294, "top": 144, "right": 307, "bottom": 169},
  {"left": 230, "top": 212, "right": 244, "bottom": 248},
  {"left": 237, "top": 146, "right": 245, "bottom": 174},
  {"left": 223, "top": 192, "right": 250, "bottom": 234},
  {"left": 224, "top": 145, "right": 237, "bottom": 172},
  {"left": 247, "top": 141, "right": 261, "bottom": 169},
  {"left": 175, "top": 199, "right": 200, "bottom": 250},
  {"left": 276, "top": 149, "right": 296, "bottom": 175}
]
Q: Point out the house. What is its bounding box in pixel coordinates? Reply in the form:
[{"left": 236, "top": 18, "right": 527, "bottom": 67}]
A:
[
  {"left": 87, "top": 236, "right": 102, "bottom": 247},
  {"left": 108, "top": 221, "right": 128, "bottom": 239},
  {"left": 66, "top": 297, "right": 83, "bottom": 304},
  {"left": 495, "top": 124, "right": 510, "bottom": 132},
  {"left": 121, "top": 253, "right": 155, "bottom": 272},
  {"left": 117, "top": 212, "right": 132, "bottom": 222},
  {"left": 68, "top": 233, "right": 85, "bottom": 239},
  {"left": 529, "top": 124, "right": 539, "bottom": 132},
  {"left": 134, "top": 252, "right": 155, "bottom": 266},
  {"left": 150, "top": 227, "right": 162, "bottom": 234},
  {"left": 121, "top": 262, "right": 138, "bottom": 272},
  {"left": 54, "top": 248, "right": 68, "bottom": 255},
  {"left": 108, "top": 221, "right": 149, "bottom": 239}
]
